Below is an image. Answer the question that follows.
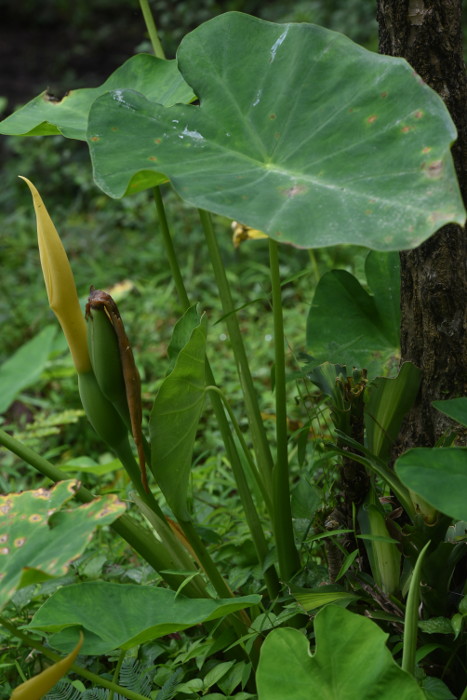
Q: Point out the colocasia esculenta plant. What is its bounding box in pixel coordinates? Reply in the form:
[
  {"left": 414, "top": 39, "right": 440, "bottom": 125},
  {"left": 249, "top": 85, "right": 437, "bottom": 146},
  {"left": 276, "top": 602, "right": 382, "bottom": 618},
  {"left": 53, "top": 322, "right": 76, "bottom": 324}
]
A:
[{"left": 1, "top": 4, "right": 466, "bottom": 698}]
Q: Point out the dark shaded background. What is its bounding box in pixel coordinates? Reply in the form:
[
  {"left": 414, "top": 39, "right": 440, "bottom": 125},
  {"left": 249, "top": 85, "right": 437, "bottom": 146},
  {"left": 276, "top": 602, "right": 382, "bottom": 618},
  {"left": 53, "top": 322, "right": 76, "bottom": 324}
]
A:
[{"left": 0, "top": 0, "right": 378, "bottom": 113}]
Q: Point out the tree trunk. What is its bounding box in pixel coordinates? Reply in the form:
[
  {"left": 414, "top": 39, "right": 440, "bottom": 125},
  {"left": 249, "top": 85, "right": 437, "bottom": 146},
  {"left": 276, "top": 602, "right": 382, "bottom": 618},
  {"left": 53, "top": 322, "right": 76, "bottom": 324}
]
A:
[{"left": 377, "top": 0, "right": 467, "bottom": 449}]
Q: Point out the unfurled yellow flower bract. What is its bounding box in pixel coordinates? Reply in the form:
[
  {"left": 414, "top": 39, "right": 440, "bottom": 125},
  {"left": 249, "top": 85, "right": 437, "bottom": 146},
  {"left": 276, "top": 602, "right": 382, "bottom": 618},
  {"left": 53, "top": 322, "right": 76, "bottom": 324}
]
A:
[
  {"left": 10, "top": 632, "right": 83, "bottom": 700},
  {"left": 20, "top": 177, "right": 91, "bottom": 373}
]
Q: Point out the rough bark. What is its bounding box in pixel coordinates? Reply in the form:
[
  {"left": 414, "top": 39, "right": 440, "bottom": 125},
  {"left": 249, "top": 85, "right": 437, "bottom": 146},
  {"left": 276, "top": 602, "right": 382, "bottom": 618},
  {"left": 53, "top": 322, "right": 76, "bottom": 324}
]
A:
[{"left": 377, "top": 0, "right": 467, "bottom": 449}]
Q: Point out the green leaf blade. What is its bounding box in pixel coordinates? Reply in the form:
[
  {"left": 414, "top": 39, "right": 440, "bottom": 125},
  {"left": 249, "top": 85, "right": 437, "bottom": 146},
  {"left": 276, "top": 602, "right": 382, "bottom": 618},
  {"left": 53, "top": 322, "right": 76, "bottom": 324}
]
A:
[
  {"left": 26, "top": 581, "right": 260, "bottom": 655},
  {"left": 395, "top": 447, "right": 467, "bottom": 521},
  {"left": 256, "top": 606, "right": 425, "bottom": 699},
  {"left": 306, "top": 252, "right": 401, "bottom": 375},
  {"left": 149, "top": 310, "right": 207, "bottom": 521},
  {"left": 0, "top": 482, "right": 125, "bottom": 611},
  {"left": 0, "top": 54, "right": 195, "bottom": 141},
  {"left": 88, "top": 13, "right": 465, "bottom": 250}
]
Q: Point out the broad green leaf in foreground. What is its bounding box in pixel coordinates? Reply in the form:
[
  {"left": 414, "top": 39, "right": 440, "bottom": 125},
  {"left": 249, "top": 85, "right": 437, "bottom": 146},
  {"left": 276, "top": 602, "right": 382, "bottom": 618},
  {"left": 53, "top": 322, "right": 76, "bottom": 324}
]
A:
[
  {"left": 306, "top": 251, "right": 400, "bottom": 375},
  {"left": 88, "top": 12, "right": 465, "bottom": 250},
  {"left": 0, "top": 54, "right": 195, "bottom": 141},
  {"left": 149, "top": 309, "right": 207, "bottom": 521},
  {"left": 0, "top": 481, "right": 125, "bottom": 611},
  {"left": 26, "top": 581, "right": 260, "bottom": 655},
  {"left": 256, "top": 605, "right": 425, "bottom": 700},
  {"left": 0, "top": 324, "right": 56, "bottom": 414},
  {"left": 395, "top": 448, "right": 467, "bottom": 521}
]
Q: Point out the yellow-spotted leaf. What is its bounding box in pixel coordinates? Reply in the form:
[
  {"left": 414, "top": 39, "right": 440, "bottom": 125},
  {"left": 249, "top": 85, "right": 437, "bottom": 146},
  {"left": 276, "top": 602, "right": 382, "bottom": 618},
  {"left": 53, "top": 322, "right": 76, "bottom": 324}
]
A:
[{"left": 0, "top": 481, "right": 125, "bottom": 611}]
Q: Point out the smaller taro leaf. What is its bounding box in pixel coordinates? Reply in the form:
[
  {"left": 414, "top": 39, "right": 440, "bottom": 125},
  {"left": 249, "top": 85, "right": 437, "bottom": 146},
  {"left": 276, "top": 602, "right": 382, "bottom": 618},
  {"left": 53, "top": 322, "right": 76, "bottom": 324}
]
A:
[
  {"left": 256, "top": 606, "right": 425, "bottom": 700},
  {"left": 0, "top": 324, "right": 56, "bottom": 414},
  {"left": 306, "top": 251, "right": 400, "bottom": 376},
  {"left": 26, "top": 581, "right": 260, "bottom": 655},
  {"left": 87, "top": 12, "right": 465, "bottom": 251},
  {"left": 0, "top": 482, "right": 125, "bottom": 611},
  {"left": 149, "top": 312, "right": 207, "bottom": 521},
  {"left": 395, "top": 447, "right": 467, "bottom": 521},
  {"left": 432, "top": 397, "right": 467, "bottom": 427},
  {"left": 0, "top": 54, "right": 195, "bottom": 142}
]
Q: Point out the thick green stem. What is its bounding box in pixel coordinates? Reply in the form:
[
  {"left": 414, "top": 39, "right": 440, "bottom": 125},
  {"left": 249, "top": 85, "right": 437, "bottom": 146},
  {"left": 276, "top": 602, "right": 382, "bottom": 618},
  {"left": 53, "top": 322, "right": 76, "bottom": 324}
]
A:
[
  {"left": 0, "top": 616, "right": 150, "bottom": 700},
  {"left": 207, "top": 386, "right": 280, "bottom": 598},
  {"left": 268, "top": 239, "right": 301, "bottom": 580},
  {"left": 138, "top": 0, "right": 165, "bottom": 59},
  {"left": 153, "top": 187, "right": 190, "bottom": 308},
  {"left": 179, "top": 519, "right": 253, "bottom": 644},
  {"left": 198, "top": 209, "right": 274, "bottom": 493},
  {"left": 0, "top": 428, "right": 202, "bottom": 597},
  {"left": 153, "top": 190, "right": 280, "bottom": 597}
]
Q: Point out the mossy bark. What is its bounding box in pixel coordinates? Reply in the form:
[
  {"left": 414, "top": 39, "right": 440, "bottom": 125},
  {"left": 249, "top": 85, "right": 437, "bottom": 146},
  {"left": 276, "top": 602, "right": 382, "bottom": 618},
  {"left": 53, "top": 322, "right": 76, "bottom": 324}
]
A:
[{"left": 377, "top": 0, "right": 467, "bottom": 449}]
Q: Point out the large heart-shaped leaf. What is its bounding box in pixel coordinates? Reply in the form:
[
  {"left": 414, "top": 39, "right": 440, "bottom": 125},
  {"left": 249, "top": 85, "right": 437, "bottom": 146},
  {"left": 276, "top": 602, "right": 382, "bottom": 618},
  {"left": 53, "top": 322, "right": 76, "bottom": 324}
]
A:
[
  {"left": 0, "top": 54, "right": 195, "bottom": 141},
  {"left": 307, "top": 251, "right": 400, "bottom": 375},
  {"left": 395, "top": 447, "right": 467, "bottom": 521},
  {"left": 0, "top": 481, "right": 125, "bottom": 611},
  {"left": 256, "top": 605, "right": 425, "bottom": 699},
  {"left": 26, "top": 581, "right": 260, "bottom": 655},
  {"left": 88, "top": 12, "right": 465, "bottom": 250}
]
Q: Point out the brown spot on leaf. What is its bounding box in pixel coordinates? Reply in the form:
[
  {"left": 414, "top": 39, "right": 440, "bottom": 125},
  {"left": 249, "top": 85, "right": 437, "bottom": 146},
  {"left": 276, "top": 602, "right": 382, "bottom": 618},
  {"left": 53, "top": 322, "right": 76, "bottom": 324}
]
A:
[
  {"left": 423, "top": 160, "right": 443, "bottom": 179},
  {"left": 148, "top": 156, "right": 158, "bottom": 162},
  {"left": 414, "top": 110, "right": 424, "bottom": 119},
  {"left": 284, "top": 184, "right": 307, "bottom": 198},
  {"left": 401, "top": 126, "right": 411, "bottom": 133},
  {"left": 14, "top": 537, "right": 26, "bottom": 547},
  {"left": 154, "top": 138, "right": 161, "bottom": 144},
  {"left": 29, "top": 514, "right": 42, "bottom": 522},
  {"left": 90, "top": 136, "right": 100, "bottom": 142},
  {"left": 367, "top": 115, "right": 378, "bottom": 124},
  {"left": 380, "top": 91, "right": 388, "bottom": 98},
  {"left": 111, "top": 127, "right": 119, "bottom": 132},
  {"left": 427, "top": 210, "right": 448, "bottom": 224},
  {"left": 269, "top": 113, "right": 277, "bottom": 120},
  {"left": 422, "top": 147, "right": 432, "bottom": 154}
]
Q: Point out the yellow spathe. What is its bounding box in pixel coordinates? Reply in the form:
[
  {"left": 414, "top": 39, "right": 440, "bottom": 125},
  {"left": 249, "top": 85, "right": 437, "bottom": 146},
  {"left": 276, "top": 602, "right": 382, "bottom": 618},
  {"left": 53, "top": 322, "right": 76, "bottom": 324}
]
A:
[{"left": 20, "top": 177, "right": 91, "bottom": 373}]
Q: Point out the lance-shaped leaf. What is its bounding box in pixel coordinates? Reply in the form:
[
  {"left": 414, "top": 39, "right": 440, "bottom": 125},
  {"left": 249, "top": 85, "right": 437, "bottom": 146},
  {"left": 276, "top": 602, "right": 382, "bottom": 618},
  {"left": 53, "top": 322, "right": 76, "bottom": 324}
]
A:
[
  {"left": 365, "top": 362, "right": 421, "bottom": 461},
  {"left": 87, "top": 12, "right": 465, "bottom": 250},
  {"left": 307, "top": 251, "right": 400, "bottom": 375},
  {"left": 26, "top": 581, "right": 260, "bottom": 655},
  {"left": 149, "top": 309, "right": 207, "bottom": 521},
  {"left": 395, "top": 447, "right": 467, "bottom": 521},
  {"left": 0, "top": 481, "right": 125, "bottom": 611},
  {"left": 256, "top": 606, "right": 425, "bottom": 700},
  {"left": 0, "top": 54, "right": 195, "bottom": 141}
]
